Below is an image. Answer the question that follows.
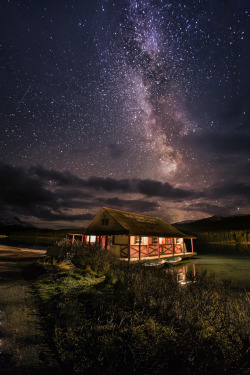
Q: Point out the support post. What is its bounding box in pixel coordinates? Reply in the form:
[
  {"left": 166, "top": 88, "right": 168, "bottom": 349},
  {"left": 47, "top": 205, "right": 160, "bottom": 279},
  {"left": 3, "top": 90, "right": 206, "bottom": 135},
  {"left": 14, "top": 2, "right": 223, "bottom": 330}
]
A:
[
  {"left": 191, "top": 238, "right": 194, "bottom": 253},
  {"left": 139, "top": 236, "right": 141, "bottom": 261},
  {"left": 158, "top": 238, "right": 160, "bottom": 258},
  {"left": 105, "top": 235, "right": 108, "bottom": 249},
  {"left": 173, "top": 238, "right": 175, "bottom": 256},
  {"left": 128, "top": 236, "right": 130, "bottom": 262}
]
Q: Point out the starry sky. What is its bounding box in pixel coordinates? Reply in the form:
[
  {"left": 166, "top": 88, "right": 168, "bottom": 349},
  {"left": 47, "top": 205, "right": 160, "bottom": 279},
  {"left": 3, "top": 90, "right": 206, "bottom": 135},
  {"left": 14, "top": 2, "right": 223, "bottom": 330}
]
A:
[{"left": 1, "top": 0, "right": 250, "bottom": 228}]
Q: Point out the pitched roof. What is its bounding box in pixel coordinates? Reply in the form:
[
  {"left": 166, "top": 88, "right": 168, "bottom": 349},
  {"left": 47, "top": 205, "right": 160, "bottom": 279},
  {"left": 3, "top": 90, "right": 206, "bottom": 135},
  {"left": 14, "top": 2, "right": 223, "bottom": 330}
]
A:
[{"left": 86, "top": 207, "right": 194, "bottom": 238}]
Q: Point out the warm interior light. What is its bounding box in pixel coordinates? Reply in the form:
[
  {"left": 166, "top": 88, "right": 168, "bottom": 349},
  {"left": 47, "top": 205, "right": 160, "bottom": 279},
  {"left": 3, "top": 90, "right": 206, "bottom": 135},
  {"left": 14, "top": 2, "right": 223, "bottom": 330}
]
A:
[{"left": 176, "top": 238, "right": 183, "bottom": 244}]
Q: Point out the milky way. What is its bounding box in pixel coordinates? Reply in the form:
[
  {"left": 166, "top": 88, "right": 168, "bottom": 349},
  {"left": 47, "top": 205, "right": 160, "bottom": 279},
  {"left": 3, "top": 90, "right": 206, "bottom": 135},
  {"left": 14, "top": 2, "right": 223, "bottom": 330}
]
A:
[{"left": 0, "top": 0, "right": 250, "bottom": 227}]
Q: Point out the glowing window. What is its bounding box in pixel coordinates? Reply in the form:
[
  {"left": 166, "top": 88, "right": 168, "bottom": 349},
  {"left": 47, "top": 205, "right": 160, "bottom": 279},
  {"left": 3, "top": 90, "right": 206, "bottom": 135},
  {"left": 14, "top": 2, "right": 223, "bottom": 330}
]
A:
[
  {"left": 176, "top": 238, "right": 183, "bottom": 244},
  {"left": 87, "top": 236, "right": 96, "bottom": 243}
]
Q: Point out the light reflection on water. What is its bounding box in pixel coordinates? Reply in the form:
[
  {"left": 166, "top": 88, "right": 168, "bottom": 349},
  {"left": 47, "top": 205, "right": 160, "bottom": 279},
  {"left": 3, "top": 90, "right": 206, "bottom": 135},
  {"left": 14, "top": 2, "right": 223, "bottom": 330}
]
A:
[{"left": 173, "top": 254, "right": 250, "bottom": 292}]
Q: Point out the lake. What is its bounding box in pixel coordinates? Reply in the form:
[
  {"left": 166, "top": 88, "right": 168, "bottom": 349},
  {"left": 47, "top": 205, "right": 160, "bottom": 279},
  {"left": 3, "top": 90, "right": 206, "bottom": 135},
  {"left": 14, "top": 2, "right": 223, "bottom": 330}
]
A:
[{"left": 175, "top": 254, "right": 250, "bottom": 294}]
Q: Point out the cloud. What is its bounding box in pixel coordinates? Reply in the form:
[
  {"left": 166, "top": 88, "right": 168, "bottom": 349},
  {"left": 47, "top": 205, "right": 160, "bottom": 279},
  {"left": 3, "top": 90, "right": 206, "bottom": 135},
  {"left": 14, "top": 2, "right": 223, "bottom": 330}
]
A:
[
  {"left": 31, "top": 165, "right": 194, "bottom": 198},
  {"left": 0, "top": 163, "right": 93, "bottom": 223},
  {"left": 0, "top": 163, "right": 167, "bottom": 225},
  {"left": 181, "top": 202, "right": 224, "bottom": 216},
  {"left": 2, "top": 163, "right": 249, "bottom": 227},
  {"left": 108, "top": 143, "right": 125, "bottom": 159},
  {"left": 137, "top": 179, "right": 194, "bottom": 199},
  {"left": 209, "top": 182, "right": 250, "bottom": 201},
  {"left": 0, "top": 163, "right": 56, "bottom": 208},
  {"left": 183, "top": 131, "right": 250, "bottom": 155},
  {"left": 99, "top": 197, "right": 159, "bottom": 212},
  {"left": 29, "top": 165, "right": 85, "bottom": 188}
]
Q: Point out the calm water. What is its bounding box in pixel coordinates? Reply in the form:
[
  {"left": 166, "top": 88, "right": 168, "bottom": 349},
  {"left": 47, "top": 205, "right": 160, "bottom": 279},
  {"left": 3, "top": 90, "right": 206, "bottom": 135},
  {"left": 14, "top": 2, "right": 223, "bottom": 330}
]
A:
[{"left": 176, "top": 254, "right": 250, "bottom": 293}]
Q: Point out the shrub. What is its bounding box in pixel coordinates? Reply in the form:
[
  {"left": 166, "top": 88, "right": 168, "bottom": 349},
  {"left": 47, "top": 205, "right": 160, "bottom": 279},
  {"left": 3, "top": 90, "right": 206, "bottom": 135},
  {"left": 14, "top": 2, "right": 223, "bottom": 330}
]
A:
[
  {"left": 55, "top": 239, "right": 120, "bottom": 275},
  {"left": 35, "top": 247, "right": 250, "bottom": 375}
]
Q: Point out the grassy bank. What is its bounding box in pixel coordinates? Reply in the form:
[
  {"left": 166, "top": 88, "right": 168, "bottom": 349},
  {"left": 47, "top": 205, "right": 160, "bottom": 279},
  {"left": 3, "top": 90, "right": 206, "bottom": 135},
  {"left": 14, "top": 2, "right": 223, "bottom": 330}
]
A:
[{"left": 31, "top": 241, "right": 249, "bottom": 375}]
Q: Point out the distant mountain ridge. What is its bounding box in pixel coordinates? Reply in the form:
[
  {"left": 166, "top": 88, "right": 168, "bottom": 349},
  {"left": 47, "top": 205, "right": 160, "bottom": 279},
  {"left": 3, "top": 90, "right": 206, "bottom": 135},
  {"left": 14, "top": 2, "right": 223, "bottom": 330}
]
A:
[
  {"left": 0, "top": 216, "right": 34, "bottom": 234},
  {"left": 173, "top": 214, "right": 250, "bottom": 235}
]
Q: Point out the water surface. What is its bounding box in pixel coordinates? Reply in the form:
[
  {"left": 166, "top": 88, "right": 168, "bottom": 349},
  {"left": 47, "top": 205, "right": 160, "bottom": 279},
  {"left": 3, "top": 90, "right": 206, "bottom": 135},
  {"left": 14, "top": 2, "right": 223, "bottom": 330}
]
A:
[{"left": 177, "top": 254, "right": 250, "bottom": 293}]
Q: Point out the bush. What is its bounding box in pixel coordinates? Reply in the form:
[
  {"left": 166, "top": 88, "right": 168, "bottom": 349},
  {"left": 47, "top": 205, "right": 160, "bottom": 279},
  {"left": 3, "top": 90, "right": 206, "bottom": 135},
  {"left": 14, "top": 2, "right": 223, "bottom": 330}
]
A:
[
  {"left": 55, "top": 239, "right": 120, "bottom": 275},
  {"left": 34, "top": 246, "right": 250, "bottom": 375}
]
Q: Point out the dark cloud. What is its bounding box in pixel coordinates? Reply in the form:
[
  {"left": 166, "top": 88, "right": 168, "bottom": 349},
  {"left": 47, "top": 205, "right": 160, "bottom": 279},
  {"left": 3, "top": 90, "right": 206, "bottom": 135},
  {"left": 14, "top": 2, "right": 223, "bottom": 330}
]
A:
[
  {"left": 29, "top": 165, "right": 85, "bottom": 188},
  {"left": 0, "top": 163, "right": 165, "bottom": 225},
  {"left": 137, "top": 180, "right": 194, "bottom": 199},
  {"left": 186, "top": 182, "right": 250, "bottom": 216},
  {"left": 183, "top": 131, "right": 250, "bottom": 155},
  {"left": 99, "top": 197, "right": 159, "bottom": 212},
  {"left": 31, "top": 165, "right": 194, "bottom": 199},
  {"left": 1, "top": 163, "right": 249, "bottom": 227},
  {"left": 181, "top": 202, "right": 225, "bottom": 216},
  {"left": 0, "top": 163, "right": 56, "bottom": 208},
  {"left": 31, "top": 165, "right": 132, "bottom": 192},
  {"left": 108, "top": 143, "right": 125, "bottom": 159},
  {"left": 209, "top": 182, "right": 250, "bottom": 201},
  {"left": 85, "top": 176, "right": 132, "bottom": 192},
  {"left": 0, "top": 163, "right": 94, "bottom": 223},
  {"left": 28, "top": 209, "right": 94, "bottom": 223}
]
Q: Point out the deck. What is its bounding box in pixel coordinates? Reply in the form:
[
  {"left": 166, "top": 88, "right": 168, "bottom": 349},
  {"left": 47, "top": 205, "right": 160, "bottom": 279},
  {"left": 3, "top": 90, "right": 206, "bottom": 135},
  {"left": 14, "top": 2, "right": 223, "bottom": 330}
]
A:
[{"left": 120, "top": 252, "right": 197, "bottom": 262}]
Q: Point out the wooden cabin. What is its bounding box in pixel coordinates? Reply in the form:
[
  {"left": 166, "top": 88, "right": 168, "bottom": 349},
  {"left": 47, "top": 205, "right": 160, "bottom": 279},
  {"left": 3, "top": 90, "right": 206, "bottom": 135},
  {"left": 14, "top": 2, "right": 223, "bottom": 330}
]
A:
[{"left": 84, "top": 207, "right": 196, "bottom": 261}]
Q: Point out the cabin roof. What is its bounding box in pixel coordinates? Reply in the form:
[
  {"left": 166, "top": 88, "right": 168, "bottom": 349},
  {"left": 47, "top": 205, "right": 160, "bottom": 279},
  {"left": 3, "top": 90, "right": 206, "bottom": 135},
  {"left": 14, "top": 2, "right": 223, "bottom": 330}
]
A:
[{"left": 86, "top": 207, "right": 194, "bottom": 238}]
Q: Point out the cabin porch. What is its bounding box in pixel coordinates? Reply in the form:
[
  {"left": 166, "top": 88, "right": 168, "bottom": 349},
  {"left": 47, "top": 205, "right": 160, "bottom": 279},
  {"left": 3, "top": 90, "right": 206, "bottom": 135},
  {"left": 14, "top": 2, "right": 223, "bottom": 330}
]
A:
[{"left": 83, "top": 234, "right": 195, "bottom": 261}]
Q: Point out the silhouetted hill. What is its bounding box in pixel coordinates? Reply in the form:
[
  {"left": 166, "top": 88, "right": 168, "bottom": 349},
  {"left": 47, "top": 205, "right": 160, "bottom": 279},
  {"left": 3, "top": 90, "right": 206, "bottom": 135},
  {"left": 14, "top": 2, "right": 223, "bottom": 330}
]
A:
[
  {"left": 0, "top": 217, "right": 35, "bottom": 234},
  {"left": 173, "top": 214, "right": 250, "bottom": 235}
]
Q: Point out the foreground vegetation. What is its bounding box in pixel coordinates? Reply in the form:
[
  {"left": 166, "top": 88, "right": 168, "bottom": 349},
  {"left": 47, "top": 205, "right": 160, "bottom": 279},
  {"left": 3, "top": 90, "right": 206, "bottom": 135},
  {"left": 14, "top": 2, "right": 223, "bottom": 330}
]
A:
[{"left": 30, "top": 240, "right": 250, "bottom": 375}]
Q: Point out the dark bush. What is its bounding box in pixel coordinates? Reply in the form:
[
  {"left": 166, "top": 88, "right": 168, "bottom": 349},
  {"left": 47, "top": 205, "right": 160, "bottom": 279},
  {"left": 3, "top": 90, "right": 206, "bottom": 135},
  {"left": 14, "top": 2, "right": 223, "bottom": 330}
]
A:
[{"left": 35, "top": 243, "right": 250, "bottom": 375}]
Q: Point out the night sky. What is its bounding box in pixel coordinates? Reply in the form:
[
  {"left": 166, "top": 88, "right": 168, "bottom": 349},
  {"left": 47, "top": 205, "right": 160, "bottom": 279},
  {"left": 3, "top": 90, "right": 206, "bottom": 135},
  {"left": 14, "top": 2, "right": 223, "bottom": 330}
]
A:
[{"left": 1, "top": 0, "right": 250, "bottom": 228}]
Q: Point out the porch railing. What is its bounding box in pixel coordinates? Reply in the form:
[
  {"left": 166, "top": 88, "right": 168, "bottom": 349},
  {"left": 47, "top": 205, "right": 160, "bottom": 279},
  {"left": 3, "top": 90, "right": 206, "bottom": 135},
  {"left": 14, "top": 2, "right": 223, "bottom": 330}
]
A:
[{"left": 129, "top": 243, "right": 185, "bottom": 258}]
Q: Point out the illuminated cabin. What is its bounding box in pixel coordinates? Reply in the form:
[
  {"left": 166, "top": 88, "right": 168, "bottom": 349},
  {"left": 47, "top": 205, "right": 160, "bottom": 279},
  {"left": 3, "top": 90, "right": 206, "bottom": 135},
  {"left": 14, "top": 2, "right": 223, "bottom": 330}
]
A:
[{"left": 84, "top": 207, "right": 196, "bottom": 261}]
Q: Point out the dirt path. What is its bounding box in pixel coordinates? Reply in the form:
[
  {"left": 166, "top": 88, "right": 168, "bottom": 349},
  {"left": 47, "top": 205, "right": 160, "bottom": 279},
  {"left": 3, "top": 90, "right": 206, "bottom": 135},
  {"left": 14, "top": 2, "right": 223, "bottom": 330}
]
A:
[{"left": 0, "top": 245, "right": 61, "bottom": 375}]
